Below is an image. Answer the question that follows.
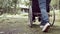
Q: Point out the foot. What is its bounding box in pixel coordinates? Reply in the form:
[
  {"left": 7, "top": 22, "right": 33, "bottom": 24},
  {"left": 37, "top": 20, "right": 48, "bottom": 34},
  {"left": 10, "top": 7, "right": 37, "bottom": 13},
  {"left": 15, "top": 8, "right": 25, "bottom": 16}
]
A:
[{"left": 42, "top": 23, "right": 50, "bottom": 32}]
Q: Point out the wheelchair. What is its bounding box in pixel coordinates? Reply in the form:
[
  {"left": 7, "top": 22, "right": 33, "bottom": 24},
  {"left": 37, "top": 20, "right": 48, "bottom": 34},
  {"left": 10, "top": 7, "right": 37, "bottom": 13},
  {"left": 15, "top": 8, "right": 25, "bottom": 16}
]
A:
[{"left": 28, "top": 0, "right": 55, "bottom": 27}]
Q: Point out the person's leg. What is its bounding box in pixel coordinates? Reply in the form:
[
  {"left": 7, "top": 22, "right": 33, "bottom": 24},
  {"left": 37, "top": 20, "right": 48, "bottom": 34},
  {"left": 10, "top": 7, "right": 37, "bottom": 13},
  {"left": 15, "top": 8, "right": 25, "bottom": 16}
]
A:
[
  {"left": 46, "top": 0, "right": 51, "bottom": 12},
  {"left": 38, "top": 0, "right": 50, "bottom": 32},
  {"left": 38, "top": 0, "right": 49, "bottom": 25},
  {"left": 32, "top": 14, "right": 35, "bottom": 22}
]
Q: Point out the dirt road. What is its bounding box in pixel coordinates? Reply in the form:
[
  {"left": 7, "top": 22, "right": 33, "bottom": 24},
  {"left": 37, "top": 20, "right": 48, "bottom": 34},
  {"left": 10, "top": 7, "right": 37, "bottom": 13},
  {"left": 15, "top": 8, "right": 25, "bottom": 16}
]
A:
[{"left": 0, "top": 17, "right": 60, "bottom": 34}]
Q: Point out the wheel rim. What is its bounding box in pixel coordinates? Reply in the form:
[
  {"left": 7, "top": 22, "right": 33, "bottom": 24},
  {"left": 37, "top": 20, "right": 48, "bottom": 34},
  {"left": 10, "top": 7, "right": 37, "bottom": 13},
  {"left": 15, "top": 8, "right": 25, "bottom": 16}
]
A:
[
  {"left": 28, "top": 0, "right": 33, "bottom": 27},
  {"left": 49, "top": 6, "right": 55, "bottom": 26}
]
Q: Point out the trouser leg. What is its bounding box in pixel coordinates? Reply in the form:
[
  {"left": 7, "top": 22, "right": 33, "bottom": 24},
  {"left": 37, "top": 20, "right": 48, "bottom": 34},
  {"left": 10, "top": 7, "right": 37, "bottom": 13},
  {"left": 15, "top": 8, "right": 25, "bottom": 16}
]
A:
[{"left": 38, "top": 0, "right": 49, "bottom": 25}]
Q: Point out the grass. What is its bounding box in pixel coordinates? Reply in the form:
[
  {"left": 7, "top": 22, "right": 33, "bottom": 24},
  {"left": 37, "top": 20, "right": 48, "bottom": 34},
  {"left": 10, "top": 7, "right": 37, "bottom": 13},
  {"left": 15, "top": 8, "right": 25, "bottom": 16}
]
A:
[{"left": 0, "top": 10, "right": 60, "bottom": 34}]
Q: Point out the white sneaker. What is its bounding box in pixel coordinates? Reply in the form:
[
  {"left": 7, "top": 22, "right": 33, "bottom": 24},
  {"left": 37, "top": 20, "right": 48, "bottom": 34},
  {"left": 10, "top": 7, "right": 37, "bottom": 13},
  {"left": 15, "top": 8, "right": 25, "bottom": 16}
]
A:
[
  {"left": 42, "top": 23, "right": 50, "bottom": 32},
  {"left": 40, "top": 25, "right": 44, "bottom": 28}
]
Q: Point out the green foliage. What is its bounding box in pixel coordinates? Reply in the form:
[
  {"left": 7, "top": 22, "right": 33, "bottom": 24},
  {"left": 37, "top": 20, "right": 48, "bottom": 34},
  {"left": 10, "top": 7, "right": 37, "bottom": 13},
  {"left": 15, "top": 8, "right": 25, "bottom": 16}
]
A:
[
  {"left": 0, "top": 0, "right": 59, "bottom": 14},
  {"left": 50, "top": 0, "right": 59, "bottom": 9}
]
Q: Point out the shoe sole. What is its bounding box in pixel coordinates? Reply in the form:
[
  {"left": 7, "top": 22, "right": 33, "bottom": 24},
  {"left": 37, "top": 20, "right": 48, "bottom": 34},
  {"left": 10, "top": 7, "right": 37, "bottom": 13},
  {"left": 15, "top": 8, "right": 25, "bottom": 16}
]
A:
[
  {"left": 42, "top": 23, "right": 50, "bottom": 32},
  {"left": 43, "top": 26, "right": 50, "bottom": 32}
]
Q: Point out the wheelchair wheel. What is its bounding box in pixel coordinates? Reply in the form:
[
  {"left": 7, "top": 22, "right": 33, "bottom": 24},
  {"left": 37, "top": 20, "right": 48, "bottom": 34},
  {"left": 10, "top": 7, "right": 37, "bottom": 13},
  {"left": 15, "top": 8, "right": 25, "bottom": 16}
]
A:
[
  {"left": 28, "top": 0, "right": 33, "bottom": 27},
  {"left": 49, "top": 6, "right": 55, "bottom": 26}
]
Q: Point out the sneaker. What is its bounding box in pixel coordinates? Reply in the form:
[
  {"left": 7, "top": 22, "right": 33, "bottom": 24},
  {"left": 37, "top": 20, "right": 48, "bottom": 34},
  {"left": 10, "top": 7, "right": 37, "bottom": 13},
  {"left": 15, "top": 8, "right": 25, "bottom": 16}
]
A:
[
  {"left": 40, "top": 25, "right": 44, "bottom": 28},
  {"left": 42, "top": 23, "right": 50, "bottom": 32}
]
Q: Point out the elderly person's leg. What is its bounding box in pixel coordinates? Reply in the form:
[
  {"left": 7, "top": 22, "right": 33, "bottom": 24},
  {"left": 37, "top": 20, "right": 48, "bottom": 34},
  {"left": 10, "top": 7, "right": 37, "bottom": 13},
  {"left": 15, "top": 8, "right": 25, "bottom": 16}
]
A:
[{"left": 38, "top": 0, "right": 50, "bottom": 32}]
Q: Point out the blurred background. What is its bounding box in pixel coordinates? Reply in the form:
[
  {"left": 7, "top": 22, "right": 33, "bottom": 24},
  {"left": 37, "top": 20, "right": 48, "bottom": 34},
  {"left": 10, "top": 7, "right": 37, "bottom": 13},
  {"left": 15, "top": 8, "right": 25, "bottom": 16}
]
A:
[
  {"left": 0, "top": 0, "right": 59, "bottom": 15},
  {"left": 0, "top": 0, "right": 60, "bottom": 34}
]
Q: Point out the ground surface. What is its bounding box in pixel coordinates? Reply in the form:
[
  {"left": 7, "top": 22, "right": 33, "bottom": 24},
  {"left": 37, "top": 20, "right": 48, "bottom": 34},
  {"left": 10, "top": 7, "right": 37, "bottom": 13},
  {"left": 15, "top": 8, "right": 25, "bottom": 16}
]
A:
[{"left": 0, "top": 12, "right": 60, "bottom": 34}]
